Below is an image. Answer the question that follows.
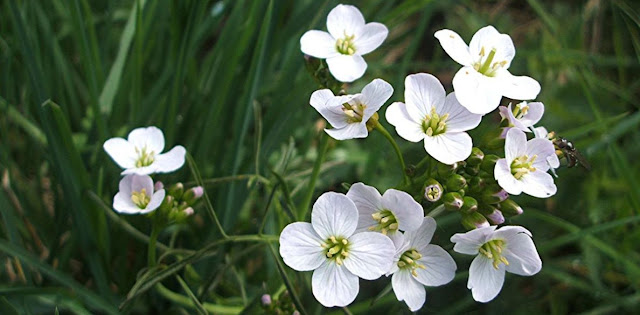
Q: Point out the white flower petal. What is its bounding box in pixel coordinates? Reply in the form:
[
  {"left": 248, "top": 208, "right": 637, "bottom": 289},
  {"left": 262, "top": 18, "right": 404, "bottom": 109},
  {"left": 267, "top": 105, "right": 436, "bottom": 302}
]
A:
[
  {"left": 434, "top": 29, "right": 472, "bottom": 66},
  {"left": 450, "top": 225, "right": 497, "bottom": 255},
  {"left": 346, "top": 183, "right": 383, "bottom": 232},
  {"left": 385, "top": 102, "right": 425, "bottom": 142},
  {"left": 468, "top": 255, "right": 506, "bottom": 303},
  {"left": 142, "top": 189, "right": 165, "bottom": 214},
  {"left": 499, "top": 71, "right": 541, "bottom": 101},
  {"left": 547, "top": 154, "right": 561, "bottom": 169},
  {"left": 152, "top": 145, "right": 186, "bottom": 173},
  {"left": 392, "top": 269, "right": 426, "bottom": 312},
  {"left": 310, "top": 90, "right": 350, "bottom": 129},
  {"left": 468, "top": 26, "right": 515, "bottom": 68},
  {"left": 103, "top": 138, "right": 136, "bottom": 169},
  {"left": 324, "top": 122, "right": 368, "bottom": 140},
  {"left": 405, "top": 73, "right": 445, "bottom": 119},
  {"left": 505, "top": 128, "right": 527, "bottom": 162},
  {"left": 279, "top": 222, "right": 326, "bottom": 271},
  {"left": 440, "top": 93, "right": 482, "bottom": 132},
  {"left": 118, "top": 174, "right": 135, "bottom": 197},
  {"left": 519, "top": 102, "right": 544, "bottom": 127},
  {"left": 121, "top": 165, "right": 155, "bottom": 176},
  {"left": 494, "top": 226, "right": 542, "bottom": 276},
  {"left": 113, "top": 192, "right": 139, "bottom": 214},
  {"left": 343, "top": 232, "right": 395, "bottom": 280},
  {"left": 312, "top": 192, "right": 358, "bottom": 239},
  {"left": 326, "top": 54, "right": 367, "bottom": 83},
  {"left": 354, "top": 22, "right": 388, "bottom": 55},
  {"left": 415, "top": 244, "right": 457, "bottom": 287},
  {"left": 406, "top": 217, "right": 437, "bottom": 251},
  {"left": 452, "top": 67, "right": 503, "bottom": 115},
  {"left": 381, "top": 189, "right": 423, "bottom": 232},
  {"left": 360, "top": 79, "right": 393, "bottom": 121},
  {"left": 424, "top": 132, "right": 473, "bottom": 165},
  {"left": 526, "top": 138, "right": 555, "bottom": 171},
  {"left": 128, "top": 126, "right": 165, "bottom": 153},
  {"left": 130, "top": 174, "right": 154, "bottom": 194},
  {"left": 300, "top": 30, "right": 339, "bottom": 58},
  {"left": 520, "top": 170, "right": 557, "bottom": 198},
  {"left": 327, "top": 4, "right": 365, "bottom": 39},
  {"left": 312, "top": 261, "right": 359, "bottom": 307},
  {"left": 494, "top": 159, "right": 523, "bottom": 195}
]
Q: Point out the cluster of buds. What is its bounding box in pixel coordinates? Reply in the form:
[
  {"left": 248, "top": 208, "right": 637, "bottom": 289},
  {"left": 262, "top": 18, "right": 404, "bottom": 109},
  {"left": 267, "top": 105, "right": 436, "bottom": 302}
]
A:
[
  {"left": 156, "top": 182, "right": 203, "bottom": 222},
  {"left": 260, "top": 292, "right": 299, "bottom": 315},
  {"left": 422, "top": 147, "right": 524, "bottom": 230}
]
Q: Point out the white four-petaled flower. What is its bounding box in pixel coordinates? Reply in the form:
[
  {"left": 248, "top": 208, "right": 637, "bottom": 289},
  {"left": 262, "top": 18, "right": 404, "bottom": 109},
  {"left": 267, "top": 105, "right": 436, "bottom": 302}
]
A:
[
  {"left": 533, "top": 126, "right": 561, "bottom": 170},
  {"left": 113, "top": 174, "right": 165, "bottom": 214},
  {"left": 346, "top": 182, "right": 423, "bottom": 243},
  {"left": 300, "top": 4, "right": 388, "bottom": 82},
  {"left": 386, "top": 73, "right": 482, "bottom": 164},
  {"left": 310, "top": 78, "right": 393, "bottom": 140},
  {"left": 450, "top": 225, "right": 542, "bottom": 303},
  {"left": 434, "top": 26, "right": 541, "bottom": 115},
  {"left": 388, "top": 217, "right": 456, "bottom": 312},
  {"left": 494, "top": 128, "right": 557, "bottom": 198},
  {"left": 279, "top": 192, "right": 395, "bottom": 307},
  {"left": 103, "top": 126, "right": 186, "bottom": 175},
  {"left": 499, "top": 101, "right": 544, "bottom": 134}
]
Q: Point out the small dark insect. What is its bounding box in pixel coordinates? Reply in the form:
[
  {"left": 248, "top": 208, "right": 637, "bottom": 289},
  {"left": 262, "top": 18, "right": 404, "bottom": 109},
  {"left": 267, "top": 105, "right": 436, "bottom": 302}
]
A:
[{"left": 553, "top": 137, "right": 591, "bottom": 170}]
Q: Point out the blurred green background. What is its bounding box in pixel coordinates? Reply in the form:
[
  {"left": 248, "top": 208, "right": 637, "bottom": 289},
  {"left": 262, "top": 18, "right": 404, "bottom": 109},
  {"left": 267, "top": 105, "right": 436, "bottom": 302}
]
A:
[{"left": 1, "top": 0, "right": 639, "bottom": 313}]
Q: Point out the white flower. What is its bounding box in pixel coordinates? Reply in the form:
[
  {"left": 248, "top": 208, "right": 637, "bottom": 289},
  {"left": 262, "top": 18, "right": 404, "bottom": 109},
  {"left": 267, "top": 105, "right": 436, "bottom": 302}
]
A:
[
  {"left": 300, "top": 4, "right": 388, "bottom": 82},
  {"left": 533, "top": 126, "right": 561, "bottom": 170},
  {"left": 434, "top": 26, "right": 541, "bottom": 115},
  {"left": 346, "top": 182, "right": 423, "bottom": 243},
  {"left": 310, "top": 78, "right": 393, "bottom": 140},
  {"left": 388, "top": 217, "right": 456, "bottom": 311},
  {"left": 499, "top": 101, "right": 544, "bottom": 133},
  {"left": 386, "top": 73, "right": 482, "bottom": 164},
  {"left": 450, "top": 225, "right": 542, "bottom": 303},
  {"left": 103, "top": 126, "right": 186, "bottom": 175},
  {"left": 494, "top": 128, "right": 557, "bottom": 198},
  {"left": 113, "top": 174, "right": 165, "bottom": 214},
  {"left": 279, "top": 192, "right": 395, "bottom": 307}
]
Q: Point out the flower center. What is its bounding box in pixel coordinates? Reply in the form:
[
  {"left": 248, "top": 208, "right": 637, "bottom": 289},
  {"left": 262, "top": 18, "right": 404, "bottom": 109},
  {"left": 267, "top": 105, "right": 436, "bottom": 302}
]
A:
[
  {"left": 135, "top": 146, "right": 156, "bottom": 168},
  {"left": 131, "top": 188, "right": 150, "bottom": 208},
  {"left": 421, "top": 107, "right": 449, "bottom": 136},
  {"left": 336, "top": 33, "right": 356, "bottom": 55},
  {"left": 369, "top": 209, "right": 399, "bottom": 235},
  {"left": 512, "top": 102, "right": 529, "bottom": 120},
  {"left": 479, "top": 239, "right": 509, "bottom": 269},
  {"left": 473, "top": 47, "right": 508, "bottom": 77},
  {"left": 321, "top": 236, "right": 350, "bottom": 265},
  {"left": 510, "top": 155, "right": 538, "bottom": 179},
  {"left": 397, "top": 249, "right": 426, "bottom": 277},
  {"left": 342, "top": 102, "right": 366, "bottom": 123}
]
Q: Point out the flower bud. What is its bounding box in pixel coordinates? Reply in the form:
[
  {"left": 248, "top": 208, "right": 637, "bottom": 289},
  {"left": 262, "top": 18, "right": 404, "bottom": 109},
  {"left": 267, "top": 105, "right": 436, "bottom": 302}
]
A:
[
  {"left": 486, "top": 137, "right": 505, "bottom": 150},
  {"left": 480, "top": 154, "right": 500, "bottom": 173},
  {"left": 442, "top": 192, "right": 463, "bottom": 211},
  {"left": 261, "top": 294, "right": 272, "bottom": 306},
  {"left": 168, "top": 183, "right": 184, "bottom": 199},
  {"left": 183, "top": 186, "right": 204, "bottom": 205},
  {"left": 461, "top": 212, "right": 489, "bottom": 230},
  {"left": 480, "top": 185, "right": 509, "bottom": 204},
  {"left": 465, "top": 164, "right": 480, "bottom": 176},
  {"left": 460, "top": 196, "right": 478, "bottom": 214},
  {"left": 445, "top": 174, "right": 467, "bottom": 192},
  {"left": 499, "top": 199, "right": 523, "bottom": 217},
  {"left": 479, "top": 204, "right": 505, "bottom": 225},
  {"left": 466, "top": 147, "right": 484, "bottom": 167},
  {"left": 436, "top": 162, "right": 460, "bottom": 178},
  {"left": 468, "top": 176, "right": 486, "bottom": 192},
  {"left": 423, "top": 179, "right": 443, "bottom": 202},
  {"left": 154, "top": 181, "right": 164, "bottom": 191},
  {"left": 159, "top": 195, "right": 174, "bottom": 213},
  {"left": 183, "top": 207, "right": 194, "bottom": 216}
]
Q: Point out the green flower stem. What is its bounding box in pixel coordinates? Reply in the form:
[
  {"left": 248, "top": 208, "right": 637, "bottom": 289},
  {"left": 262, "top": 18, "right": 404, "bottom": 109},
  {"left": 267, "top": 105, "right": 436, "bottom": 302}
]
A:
[
  {"left": 374, "top": 121, "right": 410, "bottom": 185},
  {"left": 426, "top": 204, "right": 446, "bottom": 218},
  {"left": 186, "top": 153, "right": 228, "bottom": 238},
  {"left": 299, "top": 132, "right": 330, "bottom": 221},
  {"left": 147, "top": 220, "right": 161, "bottom": 267},
  {"left": 155, "top": 283, "right": 243, "bottom": 315}
]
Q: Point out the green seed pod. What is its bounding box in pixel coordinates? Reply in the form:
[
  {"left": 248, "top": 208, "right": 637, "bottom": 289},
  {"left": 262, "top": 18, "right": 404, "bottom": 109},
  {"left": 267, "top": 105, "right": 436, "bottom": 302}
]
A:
[{"left": 442, "top": 192, "right": 463, "bottom": 211}]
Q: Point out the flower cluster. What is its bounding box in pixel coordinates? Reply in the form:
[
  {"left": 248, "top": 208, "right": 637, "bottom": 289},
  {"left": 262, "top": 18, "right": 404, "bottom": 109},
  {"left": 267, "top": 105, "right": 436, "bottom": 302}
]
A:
[{"left": 286, "top": 3, "right": 575, "bottom": 311}]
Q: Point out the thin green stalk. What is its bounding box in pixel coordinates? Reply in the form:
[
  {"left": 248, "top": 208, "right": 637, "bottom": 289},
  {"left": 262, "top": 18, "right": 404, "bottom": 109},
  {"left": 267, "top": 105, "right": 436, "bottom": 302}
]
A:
[
  {"left": 374, "top": 121, "right": 410, "bottom": 185},
  {"left": 148, "top": 221, "right": 160, "bottom": 267},
  {"left": 186, "top": 153, "right": 228, "bottom": 238},
  {"left": 155, "top": 283, "right": 242, "bottom": 315},
  {"left": 426, "top": 205, "right": 446, "bottom": 218},
  {"left": 298, "top": 133, "right": 330, "bottom": 220}
]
